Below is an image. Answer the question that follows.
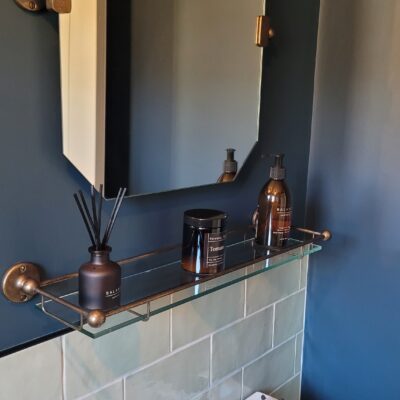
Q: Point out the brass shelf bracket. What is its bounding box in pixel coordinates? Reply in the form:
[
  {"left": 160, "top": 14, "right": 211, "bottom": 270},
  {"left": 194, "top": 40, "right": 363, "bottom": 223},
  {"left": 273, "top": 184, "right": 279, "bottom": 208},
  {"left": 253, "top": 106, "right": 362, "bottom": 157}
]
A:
[
  {"left": 255, "top": 15, "right": 275, "bottom": 47},
  {"left": 128, "top": 302, "right": 151, "bottom": 322},
  {"left": 15, "top": 0, "right": 71, "bottom": 13},
  {"left": 295, "top": 228, "right": 332, "bottom": 242},
  {"left": 1, "top": 262, "right": 106, "bottom": 329},
  {"left": 2, "top": 262, "right": 40, "bottom": 303}
]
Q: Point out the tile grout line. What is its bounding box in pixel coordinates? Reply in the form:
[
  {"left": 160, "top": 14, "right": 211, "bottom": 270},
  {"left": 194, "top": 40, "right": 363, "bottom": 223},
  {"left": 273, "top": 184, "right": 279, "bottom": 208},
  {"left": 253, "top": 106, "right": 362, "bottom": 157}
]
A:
[
  {"left": 240, "top": 332, "right": 300, "bottom": 372},
  {"left": 209, "top": 334, "right": 213, "bottom": 388},
  {"left": 298, "top": 255, "right": 303, "bottom": 291},
  {"left": 300, "top": 256, "right": 309, "bottom": 365},
  {"left": 243, "top": 279, "right": 247, "bottom": 318},
  {"left": 245, "top": 287, "right": 305, "bottom": 321},
  {"left": 296, "top": 254, "right": 308, "bottom": 399},
  {"left": 240, "top": 367, "right": 244, "bottom": 400},
  {"left": 75, "top": 378, "right": 125, "bottom": 400},
  {"left": 294, "top": 332, "right": 298, "bottom": 373},
  {"left": 271, "top": 303, "right": 276, "bottom": 348},
  {"left": 299, "top": 287, "right": 309, "bottom": 397},
  {"left": 212, "top": 365, "right": 244, "bottom": 388},
  {"left": 124, "top": 335, "right": 212, "bottom": 381},
  {"left": 273, "top": 287, "right": 306, "bottom": 307},
  {"left": 271, "top": 372, "right": 301, "bottom": 397},
  {"left": 123, "top": 377, "right": 126, "bottom": 400},
  {"left": 169, "top": 309, "right": 173, "bottom": 353},
  {"left": 192, "top": 367, "right": 244, "bottom": 400}
]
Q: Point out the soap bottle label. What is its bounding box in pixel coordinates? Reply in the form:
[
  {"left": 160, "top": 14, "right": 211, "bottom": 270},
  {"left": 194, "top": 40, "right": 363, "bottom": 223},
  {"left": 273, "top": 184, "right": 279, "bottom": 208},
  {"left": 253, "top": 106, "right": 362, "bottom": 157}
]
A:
[
  {"left": 204, "top": 232, "right": 226, "bottom": 269},
  {"left": 272, "top": 206, "right": 292, "bottom": 236}
]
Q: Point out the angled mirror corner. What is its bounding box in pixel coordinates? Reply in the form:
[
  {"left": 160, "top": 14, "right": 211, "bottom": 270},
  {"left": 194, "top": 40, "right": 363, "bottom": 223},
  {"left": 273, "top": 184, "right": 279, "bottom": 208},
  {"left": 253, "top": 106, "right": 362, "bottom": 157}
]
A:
[{"left": 59, "top": 0, "right": 266, "bottom": 199}]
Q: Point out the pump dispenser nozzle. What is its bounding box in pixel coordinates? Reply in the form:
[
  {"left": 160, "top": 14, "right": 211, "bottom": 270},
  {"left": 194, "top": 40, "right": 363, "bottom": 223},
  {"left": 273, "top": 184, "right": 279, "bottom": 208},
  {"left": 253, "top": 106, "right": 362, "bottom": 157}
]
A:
[
  {"left": 270, "top": 154, "right": 286, "bottom": 180},
  {"left": 217, "top": 149, "right": 238, "bottom": 183},
  {"left": 224, "top": 148, "right": 238, "bottom": 174}
]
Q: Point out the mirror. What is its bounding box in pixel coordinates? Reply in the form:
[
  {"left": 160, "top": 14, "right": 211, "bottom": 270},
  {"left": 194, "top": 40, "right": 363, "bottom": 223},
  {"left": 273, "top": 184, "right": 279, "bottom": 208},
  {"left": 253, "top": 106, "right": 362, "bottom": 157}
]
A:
[{"left": 59, "top": 0, "right": 265, "bottom": 197}]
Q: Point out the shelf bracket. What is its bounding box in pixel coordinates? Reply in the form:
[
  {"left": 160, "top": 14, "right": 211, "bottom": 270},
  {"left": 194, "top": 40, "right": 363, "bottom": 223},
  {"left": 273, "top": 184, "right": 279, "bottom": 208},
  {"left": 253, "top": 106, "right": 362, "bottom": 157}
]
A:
[
  {"left": 15, "top": 0, "right": 71, "bottom": 13},
  {"left": 1, "top": 263, "right": 40, "bottom": 303},
  {"left": 40, "top": 295, "right": 84, "bottom": 331},
  {"left": 1, "top": 262, "right": 107, "bottom": 329},
  {"left": 127, "top": 302, "right": 151, "bottom": 322}
]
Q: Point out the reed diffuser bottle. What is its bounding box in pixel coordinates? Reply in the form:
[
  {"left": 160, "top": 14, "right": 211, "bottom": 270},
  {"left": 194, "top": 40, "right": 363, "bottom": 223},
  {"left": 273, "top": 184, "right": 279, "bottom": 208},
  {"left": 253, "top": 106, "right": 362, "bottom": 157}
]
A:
[
  {"left": 79, "top": 246, "right": 121, "bottom": 310},
  {"left": 74, "top": 186, "right": 126, "bottom": 311},
  {"left": 255, "top": 154, "right": 292, "bottom": 247}
]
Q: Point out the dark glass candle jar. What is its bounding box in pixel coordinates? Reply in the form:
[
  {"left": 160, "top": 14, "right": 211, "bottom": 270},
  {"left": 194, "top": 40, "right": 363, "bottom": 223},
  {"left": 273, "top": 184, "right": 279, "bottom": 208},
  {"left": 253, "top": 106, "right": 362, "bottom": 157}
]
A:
[
  {"left": 181, "top": 209, "right": 227, "bottom": 275},
  {"left": 79, "top": 246, "right": 121, "bottom": 311}
]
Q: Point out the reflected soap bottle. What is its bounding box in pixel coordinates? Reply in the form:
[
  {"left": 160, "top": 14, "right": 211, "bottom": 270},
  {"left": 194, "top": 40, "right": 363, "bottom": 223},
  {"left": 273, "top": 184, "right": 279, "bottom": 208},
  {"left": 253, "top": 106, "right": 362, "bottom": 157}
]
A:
[
  {"left": 255, "top": 154, "right": 292, "bottom": 247},
  {"left": 217, "top": 149, "right": 238, "bottom": 183}
]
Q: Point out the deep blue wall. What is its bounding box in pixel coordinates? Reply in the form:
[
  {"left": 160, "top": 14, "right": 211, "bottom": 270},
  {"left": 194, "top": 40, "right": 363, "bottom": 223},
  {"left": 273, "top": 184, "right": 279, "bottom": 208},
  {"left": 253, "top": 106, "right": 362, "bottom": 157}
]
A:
[
  {"left": 0, "top": 0, "right": 319, "bottom": 354},
  {"left": 303, "top": 1, "right": 400, "bottom": 398}
]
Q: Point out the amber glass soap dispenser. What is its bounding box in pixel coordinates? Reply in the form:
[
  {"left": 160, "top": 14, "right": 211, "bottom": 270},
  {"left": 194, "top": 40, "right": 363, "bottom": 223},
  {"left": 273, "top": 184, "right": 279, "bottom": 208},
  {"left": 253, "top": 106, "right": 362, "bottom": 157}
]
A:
[
  {"left": 217, "top": 149, "right": 238, "bottom": 183},
  {"left": 256, "top": 154, "right": 292, "bottom": 247}
]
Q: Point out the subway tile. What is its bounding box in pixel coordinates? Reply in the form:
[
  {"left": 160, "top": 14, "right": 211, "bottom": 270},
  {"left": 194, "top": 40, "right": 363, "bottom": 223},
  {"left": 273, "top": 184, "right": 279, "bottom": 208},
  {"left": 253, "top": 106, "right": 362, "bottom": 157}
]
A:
[
  {"left": 295, "top": 332, "right": 304, "bottom": 373},
  {"left": 64, "top": 306, "right": 170, "bottom": 399},
  {"left": 246, "top": 260, "right": 301, "bottom": 315},
  {"left": 0, "top": 338, "right": 62, "bottom": 400},
  {"left": 212, "top": 306, "right": 273, "bottom": 382},
  {"left": 172, "top": 281, "right": 245, "bottom": 349},
  {"left": 82, "top": 381, "right": 123, "bottom": 400},
  {"left": 242, "top": 339, "right": 296, "bottom": 398},
  {"left": 274, "top": 290, "right": 305, "bottom": 346},
  {"left": 300, "top": 255, "right": 309, "bottom": 289},
  {"left": 125, "top": 339, "right": 210, "bottom": 400},
  {"left": 193, "top": 371, "right": 242, "bottom": 400},
  {"left": 271, "top": 374, "right": 301, "bottom": 400}
]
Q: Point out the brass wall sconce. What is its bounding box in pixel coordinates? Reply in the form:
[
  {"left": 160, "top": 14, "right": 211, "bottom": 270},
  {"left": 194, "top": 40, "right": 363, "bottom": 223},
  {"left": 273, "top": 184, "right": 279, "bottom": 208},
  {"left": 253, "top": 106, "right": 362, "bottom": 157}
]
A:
[{"left": 15, "top": 0, "right": 71, "bottom": 13}]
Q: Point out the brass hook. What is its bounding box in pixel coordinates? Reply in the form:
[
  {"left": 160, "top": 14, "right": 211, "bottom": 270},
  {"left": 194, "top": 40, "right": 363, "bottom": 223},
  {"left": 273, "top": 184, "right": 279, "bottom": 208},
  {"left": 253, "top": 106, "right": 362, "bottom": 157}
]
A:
[{"left": 15, "top": 0, "right": 71, "bottom": 13}]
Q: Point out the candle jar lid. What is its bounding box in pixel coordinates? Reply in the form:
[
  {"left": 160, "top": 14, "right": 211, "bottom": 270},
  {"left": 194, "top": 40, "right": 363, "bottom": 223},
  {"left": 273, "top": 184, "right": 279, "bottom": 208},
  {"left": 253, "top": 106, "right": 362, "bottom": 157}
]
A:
[{"left": 184, "top": 209, "right": 227, "bottom": 229}]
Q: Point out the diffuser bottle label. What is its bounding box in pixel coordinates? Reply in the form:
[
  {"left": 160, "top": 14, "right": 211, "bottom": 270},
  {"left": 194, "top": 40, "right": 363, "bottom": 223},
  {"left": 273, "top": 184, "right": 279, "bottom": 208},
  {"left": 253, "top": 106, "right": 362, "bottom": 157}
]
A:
[
  {"left": 205, "top": 232, "right": 226, "bottom": 269},
  {"left": 105, "top": 287, "right": 121, "bottom": 300}
]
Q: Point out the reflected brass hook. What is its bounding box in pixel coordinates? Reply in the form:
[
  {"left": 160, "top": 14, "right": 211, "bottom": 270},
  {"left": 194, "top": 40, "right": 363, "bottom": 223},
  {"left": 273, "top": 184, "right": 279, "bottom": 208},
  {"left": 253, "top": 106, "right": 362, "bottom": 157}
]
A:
[
  {"left": 255, "top": 15, "right": 275, "bottom": 47},
  {"left": 15, "top": 0, "right": 71, "bottom": 13}
]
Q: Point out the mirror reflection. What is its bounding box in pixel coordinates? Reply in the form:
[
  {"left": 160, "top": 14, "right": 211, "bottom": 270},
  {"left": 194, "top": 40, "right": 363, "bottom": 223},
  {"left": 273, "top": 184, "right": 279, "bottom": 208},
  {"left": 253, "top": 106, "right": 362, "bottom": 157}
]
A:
[{"left": 104, "top": 0, "right": 264, "bottom": 196}]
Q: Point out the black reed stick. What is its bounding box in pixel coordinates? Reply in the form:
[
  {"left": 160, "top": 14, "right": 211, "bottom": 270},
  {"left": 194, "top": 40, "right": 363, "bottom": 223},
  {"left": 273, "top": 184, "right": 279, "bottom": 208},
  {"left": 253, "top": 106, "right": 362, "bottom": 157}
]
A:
[
  {"left": 101, "top": 188, "right": 122, "bottom": 246},
  {"left": 74, "top": 193, "right": 96, "bottom": 247},
  {"left": 78, "top": 190, "right": 97, "bottom": 238},
  {"left": 98, "top": 184, "right": 103, "bottom": 245},
  {"left": 102, "top": 188, "right": 126, "bottom": 246},
  {"left": 91, "top": 186, "right": 100, "bottom": 249},
  {"left": 74, "top": 185, "right": 126, "bottom": 251}
]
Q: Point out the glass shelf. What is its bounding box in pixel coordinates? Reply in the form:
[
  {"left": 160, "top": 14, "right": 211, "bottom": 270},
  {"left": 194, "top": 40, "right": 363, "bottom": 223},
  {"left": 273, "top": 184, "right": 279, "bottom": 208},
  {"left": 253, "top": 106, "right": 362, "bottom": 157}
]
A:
[{"left": 35, "top": 229, "right": 322, "bottom": 338}]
